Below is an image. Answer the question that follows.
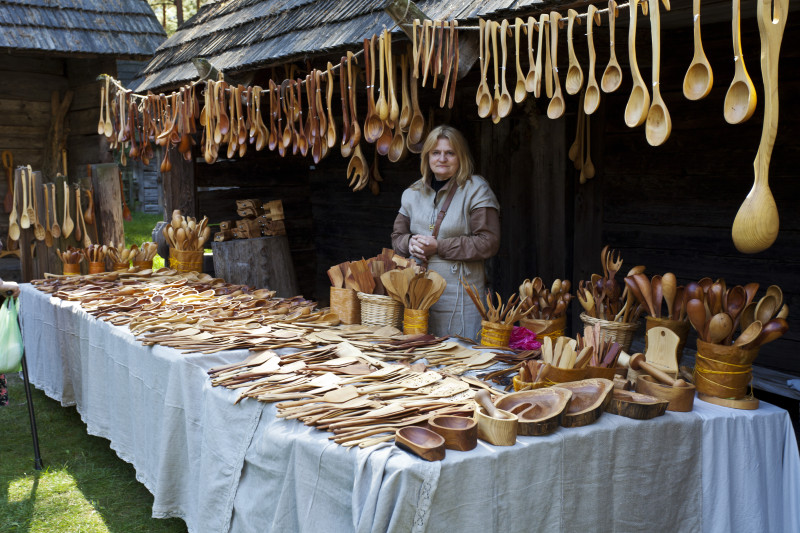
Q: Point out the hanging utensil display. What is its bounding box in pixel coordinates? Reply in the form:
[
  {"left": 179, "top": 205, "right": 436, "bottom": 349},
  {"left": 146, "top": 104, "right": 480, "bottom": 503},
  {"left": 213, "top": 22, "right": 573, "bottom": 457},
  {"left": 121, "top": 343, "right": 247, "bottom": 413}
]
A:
[
  {"left": 546, "top": 12, "right": 565, "bottom": 119},
  {"left": 476, "top": 19, "right": 493, "bottom": 118},
  {"left": 496, "top": 19, "right": 513, "bottom": 118},
  {"left": 645, "top": 0, "right": 672, "bottom": 146},
  {"left": 683, "top": 0, "right": 713, "bottom": 100},
  {"left": 565, "top": 9, "right": 583, "bottom": 96},
  {"left": 624, "top": 0, "right": 650, "bottom": 128},
  {"left": 524, "top": 16, "right": 537, "bottom": 94},
  {"left": 723, "top": 0, "right": 757, "bottom": 124},
  {"left": 584, "top": 5, "right": 602, "bottom": 115},
  {"left": 49, "top": 183, "right": 61, "bottom": 238},
  {"left": 601, "top": 1, "right": 623, "bottom": 93}
]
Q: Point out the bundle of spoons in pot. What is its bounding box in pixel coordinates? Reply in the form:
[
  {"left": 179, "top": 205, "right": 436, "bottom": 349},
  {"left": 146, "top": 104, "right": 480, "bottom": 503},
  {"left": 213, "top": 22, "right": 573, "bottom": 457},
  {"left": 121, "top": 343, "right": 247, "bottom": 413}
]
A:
[
  {"left": 460, "top": 280, "right": 526, "bottom": 325},
  {"left": 518, "top": 277, "right": 572, "bottom": 319},
  {"left": 327, "top": 248, "right": 416, "bottom": 295},
  {"left": 131, "top": 242, "right": 158, "bottom": 264},
  {"left": 57, "top": 246, "right": 84, "bottom": 265},
  {"left": 516, "top": 336, "right": 594, "bottom": 389},
  {"left": 83, "top": 244, "right": 108, "bottom": 263},
  {"left": 577, "top": 245, "right": 640, "bottom": 323},
  {"left": 623, "top": 271, "right": 687, "bottom": 321},
  {"left": 684, "top": 279, "right": 789, "bottom": 348},
  {"left": 381, "top": 268, "right": 446, "bottom": 310},
  {"left": 162, "top": 209, "right": 211, "bottom": 251}
]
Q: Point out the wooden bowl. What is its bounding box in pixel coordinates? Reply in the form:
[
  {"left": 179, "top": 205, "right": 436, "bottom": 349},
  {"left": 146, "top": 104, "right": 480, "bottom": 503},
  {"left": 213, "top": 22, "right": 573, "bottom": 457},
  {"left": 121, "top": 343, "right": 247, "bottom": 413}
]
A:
[
  {"left": 635, "top": 375, "right": 695, "bottom": 412},
  {"left": 545, "top": 365, "right": 589, "bottom": 383},
  {"left": 495, "top": 387, "right": 573, "bottom": 436},
  {"left": 606, "top": 389, "right": 669, "bottom": 419},
  {"left": 395, "top": 426, "right": 446, "bottom": 461},
  {"left": 554, "top": 378, "right": 614, "bottom": 427},
  {"left": 474, "top": 406, "right": 518, "bottom": 446},
  {"left": 428, "top": 415, "right": 478, "bottom": 451},
  {"left": 585, "top": 366, "right": 619, "bottom": 380}
]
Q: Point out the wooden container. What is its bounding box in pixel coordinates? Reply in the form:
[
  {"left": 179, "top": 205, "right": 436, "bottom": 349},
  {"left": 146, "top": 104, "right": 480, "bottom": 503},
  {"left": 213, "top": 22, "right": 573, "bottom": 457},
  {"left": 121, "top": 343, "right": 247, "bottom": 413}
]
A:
[
  {"left": 556, "top": 379, "right": 614, "bottom": 427},
  {"left": 693, "top": 339, "right": 758, "bottom": 400},
  {"left": 428, "top": 415, "right": 478, "bottom": 451},
  {"left": 395, "top": 426, "right": 446, "bottom": 461},
  {"left": 62, "top": 263, "right": 81, "bottom": 276},
  {"left": 544, "top": 366, "right": 588, "bottom": 384},
  {"left": 403, "top": 308, "right": 429, "bottom": 335},
  {"left": 330, "top": 287, "right": 360, "bottom": 324},
  {"left": 495, "top": 387, "right": 573, "bottom": 436},
  {"left": 133, "top": 260, "right": 153, "bottom": 271},
  {"left": 111, "top": 261, "right": 130, "bottom": 272},
  {"left": 88, "top": 261, "right": 105, "bottom": 274},
  {"left": 606, "top": 389, "right": 669, "bottom": 419},
  {"left": 474, "top": 406, "right": 518, "bottom": 446},
  {"left": 635, "top": 375, "right": 696, "bottom": 412},
  {"left": 479, "top": 321, "right": 513, "bottom": 348},
  {"left": 646, "top": 316, "right": 690, "bottom": 364},
  {"left": 357, "top": 292, "right": 403, "bottom": 329},
  {"left": 169, "top": 248, "right": 203, "bottom": 273},
  {"left": 579, "top": 313, "right": 639, "bottom": 352},
  {"left": 585, "top": 366, "right": 619, "bottom": 380},
  {"left": 519, "top": 315, "right": 566, "bottom": 342}
]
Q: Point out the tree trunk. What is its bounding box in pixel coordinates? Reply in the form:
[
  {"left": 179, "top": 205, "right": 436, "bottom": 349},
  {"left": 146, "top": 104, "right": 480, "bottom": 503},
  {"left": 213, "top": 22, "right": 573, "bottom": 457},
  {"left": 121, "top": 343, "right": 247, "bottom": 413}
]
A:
[{"left": 175, "top": 0, "right": 184, "bottom": 26}]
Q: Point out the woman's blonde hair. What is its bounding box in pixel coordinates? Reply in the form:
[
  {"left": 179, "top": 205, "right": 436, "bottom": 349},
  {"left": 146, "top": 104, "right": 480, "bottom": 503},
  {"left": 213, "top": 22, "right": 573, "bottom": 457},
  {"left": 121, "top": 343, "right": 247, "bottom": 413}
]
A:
[{"left": 420, "top": 125, "right": 474, "bottom": 187}]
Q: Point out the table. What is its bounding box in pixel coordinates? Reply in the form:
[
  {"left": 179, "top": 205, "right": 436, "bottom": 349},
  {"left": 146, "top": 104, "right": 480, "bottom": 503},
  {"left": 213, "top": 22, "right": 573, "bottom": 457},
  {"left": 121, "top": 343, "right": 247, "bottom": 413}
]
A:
[{"left": 20, "top": 283, "right": 800, "bottom": 532}]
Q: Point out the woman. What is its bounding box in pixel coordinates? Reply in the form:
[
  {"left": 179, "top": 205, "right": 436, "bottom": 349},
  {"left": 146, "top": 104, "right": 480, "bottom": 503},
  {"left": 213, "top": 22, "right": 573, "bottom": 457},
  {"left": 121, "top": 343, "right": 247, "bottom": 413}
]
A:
[{"left": 391, "top": 125, "right": 500, "bottom": 339}]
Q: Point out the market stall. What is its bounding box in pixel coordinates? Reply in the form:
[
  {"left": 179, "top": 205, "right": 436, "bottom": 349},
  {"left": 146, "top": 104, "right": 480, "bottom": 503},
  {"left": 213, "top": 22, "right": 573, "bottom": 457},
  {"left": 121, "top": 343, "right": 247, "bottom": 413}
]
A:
[{"left": 19, "top": 270, "right": 800, "bottom": 532}]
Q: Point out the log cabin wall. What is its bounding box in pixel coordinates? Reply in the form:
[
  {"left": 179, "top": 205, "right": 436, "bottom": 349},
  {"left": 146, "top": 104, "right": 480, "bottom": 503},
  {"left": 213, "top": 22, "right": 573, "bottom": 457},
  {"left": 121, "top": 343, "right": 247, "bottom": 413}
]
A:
[{"left": 584, "top": 18, "right": 799, "bottom": 374}]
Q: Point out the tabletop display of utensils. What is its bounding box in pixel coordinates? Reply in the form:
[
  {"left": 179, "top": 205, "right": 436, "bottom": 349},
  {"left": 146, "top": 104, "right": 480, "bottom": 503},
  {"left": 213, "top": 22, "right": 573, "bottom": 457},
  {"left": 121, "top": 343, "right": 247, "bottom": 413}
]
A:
[
  {"left": 623, "top": 271, "right": 687, "bottom": 321},
  {"left": 161, "top": 209, "right": 211, "bottom": 252},
  {"left": 518, "top": 277, "right": 572, "bottom": 320},
  {"left": 578, "top": 245, "right": 640, "bottom": 323},
  {"left": 327, "top": 248, "right": 415, "bottom": 296}
]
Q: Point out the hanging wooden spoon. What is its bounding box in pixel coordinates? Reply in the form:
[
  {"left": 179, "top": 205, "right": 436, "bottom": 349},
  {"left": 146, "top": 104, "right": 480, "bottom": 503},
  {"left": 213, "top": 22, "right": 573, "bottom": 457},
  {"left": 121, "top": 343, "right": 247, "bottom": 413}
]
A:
[
  {"left": 723, "top": 0, "right": 757, "bottom": 124},
  {"left": 325, "top": 63, "right": 337, "bottom": 148},
  {"left": 683, "top": 0, "right": 713, "bottom": 100},
  {"left": 43, "top": 180, "right": 53, "bottom": 246},
  {"left": 73, "top": 187, "right": 82, "bottom": 243},
  {"left": 524, "top": 16, "right": 537, "bottom": 93},
  {"left": 62, "top": 180, "right": 74, "bottom": 238},
  {"left": 18, "top": 167, "right": 30, "bottom": 229},
  {"left": 533, "top": 13, "right": 548, "bottom": 98},
  {"left": 584, "top": 5, "right": 602, "bottom": 115},
  {"left": 513, "top": 18, "right": 527, "bottom": 104},
  {"left": 97, "top": 85, "right": 106, "bottom": 135},
  {"left": 565, "top": 9, "right": 583, "bottom": 95},
  {"left": 546, "top": 12, "right": 565, "bottom": 119},
  {"left": 601, "top": 1, "right": 623, "bottom": 93},
  {"left": 386, "top": 32, "right": 400, "bottom": 126},
  {"left": 731, "top": 0, "right": 786, "bottom": 253},
  {"left": 376, "top": 31, "right": 389, "bottom": 121},
  {"left": 477, "top": 19, "right": 493, "bottom": 118},
  {"left": 489, "top": 20, "right": 502, "bottom": 123},
  {"left": 364, "top": 37, "right": 384, "bottom": 144},
  {"left": 497, "top": 19, "right": 513, "bottom": 118},
  {"left": 646, "top": 0, "right": 672, "bottom": 146},
  {"left": 103, "top": 76, "right": 113, "bottom": 137},
  {"left": 49, "top": 183, "right": 61, "bottom": 238},
  {"left": 408, "top": 53, "right": 425, "bottom": 145},
  {"left": 76, "top": 187, "right": 91, "bottom": 247},
  {"left": 347, "top": 51, "right": 362, "bottom": 149},
  {"left": 32, "top": 173, "right": 45, "bottom": 241},
  {"left": 625, "top": 0, "right": 650, "bottom": 128},
  {"left": 544, "top": 13, "right": 552, "bottom": 98}
]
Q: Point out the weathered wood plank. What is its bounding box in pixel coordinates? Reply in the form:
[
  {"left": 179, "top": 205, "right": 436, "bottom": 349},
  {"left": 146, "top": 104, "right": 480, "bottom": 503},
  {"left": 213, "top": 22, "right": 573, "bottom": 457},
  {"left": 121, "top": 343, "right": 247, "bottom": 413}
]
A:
[{"left": 211, "top": 235, "right": 299, "bottom": 297}]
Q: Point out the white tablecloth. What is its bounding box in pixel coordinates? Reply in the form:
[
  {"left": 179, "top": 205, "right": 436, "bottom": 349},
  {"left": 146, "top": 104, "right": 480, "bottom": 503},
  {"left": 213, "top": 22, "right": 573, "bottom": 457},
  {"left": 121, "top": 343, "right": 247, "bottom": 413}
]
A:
[{"left": 20, "top": 284, "right": 800, "bottom": 533}]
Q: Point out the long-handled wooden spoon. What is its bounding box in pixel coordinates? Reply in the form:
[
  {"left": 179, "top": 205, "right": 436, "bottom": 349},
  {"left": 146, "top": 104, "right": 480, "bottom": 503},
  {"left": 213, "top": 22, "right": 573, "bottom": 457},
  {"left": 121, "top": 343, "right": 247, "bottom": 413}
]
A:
[
  {"left": 601, "top": 1, "right": 623, "bottom": 93},
  {"left": 476, "top": 19, "right": 492, "bottom": 115},
  {"left": 49, "top": 183, "right": 61, "bottom": 238},
  {"left": 565, "top": 9, "right": 583, "bottom": 95},
  {"left": 44, "top": 181, "right": 53, "bottom": 246},
  {"left": 723, "top": 0, "right": 757, "bottom": 124},
  {"left": 533, "top": 13, "right": 548, "bottom": 98},
  {"left": 497, "top": 19, "right": 513, "bottom": 118},
  {"left": 18, "top": 168, "right": 30, "bottom": 229},
  {"left": 546, "top": 12, "right": 565, "bottom": 119},
  {"left": 62, "top": 180, "right": 74, "bottom": 238},
  {"left": 513, "top": 18, "right": 527, "bottom": 103},
  {"left": 524, "top": 16, "right": 536, "bottom": 94},
  {"left": 584, "top": 5, "right": 602, "bottom": 114},
  {"left": 646, "top": 0, "right": 672, "bottom": 146},
  {"left": 31, "top": 172, "right": 45, "bottom": 241},
  {"left": 683, "top": 0, "right": 713, "bottom": 100},
  {"left": 625, "top": 0, "right": 650, "bottom": 128}
]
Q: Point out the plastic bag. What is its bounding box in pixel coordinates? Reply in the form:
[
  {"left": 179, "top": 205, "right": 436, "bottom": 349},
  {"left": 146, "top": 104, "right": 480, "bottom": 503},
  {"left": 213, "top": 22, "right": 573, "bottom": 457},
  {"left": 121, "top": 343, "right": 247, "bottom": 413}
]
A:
[{"left": 0, "top": 297, "right": 23, "bottom": 373}]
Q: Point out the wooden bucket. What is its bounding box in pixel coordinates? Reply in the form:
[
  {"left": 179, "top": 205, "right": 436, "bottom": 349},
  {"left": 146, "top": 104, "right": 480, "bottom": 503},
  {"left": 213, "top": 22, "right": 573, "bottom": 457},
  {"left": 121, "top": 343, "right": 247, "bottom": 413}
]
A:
[
  {"left": 62, "top": 263, "right": 81, "bottom": 276},
  {"left": 646, "top": 316, "right": 690, "bottom": 364},
  {"left": 357, "top": 292, "right": 403, "bottom": 328},
  {"left": 403, "top": 308, "right": 429, "bottom": 335},
  {"left": 580, "top": 313, "right": 639, "bottom": 352},
  {"left": 330, "top": 287, "right": 360, "bottom": 324},
  {"left": 693, "top": 339, "right": 758, "bottom": 400},
  {"left": 88, "top": 262, "right": 105, "bottom": 274},
  {"left": 169, "top": 248, "right": 203, "bottom": 273},
  {"left": 479, "top": 321, "right": 513, "bottom": 348},
  {"left": 519, "top": 315, "right": 566, "bottom": 342}
]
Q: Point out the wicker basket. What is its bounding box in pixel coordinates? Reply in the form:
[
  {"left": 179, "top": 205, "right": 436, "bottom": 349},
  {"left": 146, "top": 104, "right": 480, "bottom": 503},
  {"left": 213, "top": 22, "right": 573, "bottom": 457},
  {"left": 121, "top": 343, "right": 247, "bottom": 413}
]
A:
[
  {"left": 646, "top": 316, "right": 690, "bottom": 365},
  {"left": 579, "top": 313, "right": 639, "bottom": 352},
  {"left": 169, "top": 248, "right": 203, "bottom": 273},
  {"left": 357, "top": 292, "right": 403, "bottom": 328},
  {"left": 133, "top": 260, "right": 153, "bottom": 271},
  {"left": 330, "top": 287, "right": 360, "bottom": 325},
  {"left": 693, "top": 339, "right": 758, "bottom": 399},
  {"left": 480, "top": 320, "right": 514, "bottom": 348},
  {"left": 403, "top": 308, "right": 429, "bottom": 335},
  {"left": 519, "top": 315, "right": 566, "bottom": 342},
  {"left": 62, "top": 263, "right": 81, "bottom": 276},
  {"left": 88, "top": 262, "right": 105, "bottom": 274}
]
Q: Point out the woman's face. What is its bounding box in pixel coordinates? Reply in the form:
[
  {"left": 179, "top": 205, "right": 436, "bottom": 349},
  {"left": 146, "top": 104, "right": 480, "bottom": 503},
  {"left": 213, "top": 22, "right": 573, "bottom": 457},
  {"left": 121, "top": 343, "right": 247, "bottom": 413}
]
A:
[{"left": 429, "top": 138, "right": 459, "bottom": 181}]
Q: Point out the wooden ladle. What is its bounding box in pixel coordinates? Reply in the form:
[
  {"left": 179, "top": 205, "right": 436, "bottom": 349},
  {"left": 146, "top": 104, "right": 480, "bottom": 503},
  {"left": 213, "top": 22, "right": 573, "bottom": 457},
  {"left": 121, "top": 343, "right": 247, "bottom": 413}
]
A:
[
  {"left": 497, "top": 19, "right": 513, "bottom": 118},
  {"left": 18, "top": 168, "right": 30, "bottom": 229},
  {"left": 8, "top": 171, "right": 20, "bottom": 240},
  {"left": 476, "top": 19, "right": 493, "bottom": 117},
  {"left": 584, "top": 5, "right": 602, "bottom": 115},
  {"left": 44, "top": 182, "right": 53, "bottom": 246},
  {"left": 32, "top": 174, "right": 45, "bottom": 241},
  {"left": 49, "top": 184, "right": 61, "bottom": 238},
  {"left": 524, "top": 16, "right": 537, "bottom": 94},
  {"left": 733, "top": 320, "right": 762, "bottom": 348},
  {"left": 546, "top": 12, "right": 565, "bottom": 119},
  {"left": 62, "top": 180, "right": 74, "bottom": 238},
  {"left": 625, "top": 0, "right": 650, "bottom": 128},
  {"left": 723, "top": 0, "right": 757, "bottom": 124},
  {"left": 683, "top": 0, "right": 713, "bottom": 100},
  {"left": 513, "top": 18, "right": 527, "bottom": 103},
  {"left": 601, "top": 0, "right": 623, "bottom": 93},
  {"left": 731, "top": 0, "right": 786, "bottom": 253},
  {"left": 645, "top": 0, "right": 672, "bottom": 146},
  {"left": 565, "top": 9, "right": 583, "bottom": 95}
]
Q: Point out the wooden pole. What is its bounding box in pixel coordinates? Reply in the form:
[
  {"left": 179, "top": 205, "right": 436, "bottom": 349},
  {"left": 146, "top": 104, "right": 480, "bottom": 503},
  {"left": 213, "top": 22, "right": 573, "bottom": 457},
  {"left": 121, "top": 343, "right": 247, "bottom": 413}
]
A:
[{"left": 90, "top": 164, "right": 125, "bottom": 249}]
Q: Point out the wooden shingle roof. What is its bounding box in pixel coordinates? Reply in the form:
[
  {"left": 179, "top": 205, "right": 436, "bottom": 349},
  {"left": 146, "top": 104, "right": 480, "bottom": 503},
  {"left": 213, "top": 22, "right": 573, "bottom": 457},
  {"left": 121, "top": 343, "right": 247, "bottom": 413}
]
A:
[
  {"left": 0, "top": 0, "right": 166, "bottom": 58},
  {"left": 133, "top": 0, "right": 550, "bottom": 92}
]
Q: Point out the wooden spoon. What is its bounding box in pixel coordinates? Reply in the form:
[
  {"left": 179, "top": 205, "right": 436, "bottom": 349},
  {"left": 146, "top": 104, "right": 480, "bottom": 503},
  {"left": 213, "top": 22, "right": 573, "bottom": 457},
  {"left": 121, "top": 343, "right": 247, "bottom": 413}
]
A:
[
  {"left": 18, "top": 168, "right": 30, "bottom": 229},
  {"left": 753, "top": 318, "right": 789, "bottom": 347},
  {"left": 386, "top": 32, "right": 399, "bottom": 126},
  {"left": 347, "top": 51, "right": 361, "bottom": 150},
  {"left": 686, "top": 298, "right": 707, "bottom": 340},
  {"left": 633, "top": 273, "right": 656, "bottom": 317},
  {"left": 103, "top": 76, "right": 113, "bottom": 137},
  {"left": 683, "top": 0, "right": 713, "bottom": 100},
  {"left": 8, "top": 172, "right": 20, "bottom": 240},
  {"left": 706, "top": 312, "right": 733, "bottom": 344},
  {"left": 97, "top": 85, "right": 106, "bottom": 135},
  {"left": 765, "top": 285, "right": 783, "bottom": 310},
  {"left": 754, "top": 294, "right": 778, "bottom": 324},
  {"left": 601, "top": 0, "right": 623, "bottom": 93},
  {"left": 44, "top": 182, "right": 53, "bottom": 246},
  {"left": 533, "top": 13, "right": 548, "bottom": 98},
  {"left": 731, "top": 0, "right": 786, "bottom": 253},
  {"left": 565, "top": 9, "right": 583, "bottom": 95},
  {"left": 625, "top": 0, "right": 650, "bottom": 128},
  {"left": 489, "top": 20, "right": 502, "bottom": 123},
  {"left": 364, "top": 37, "right": 384, "bottom": 144},
  {"left": 398, "top": 52, "right": 412, "bottom": 131},
  {"left": 376, "top": 30, "right": 389, "bottom": 121},
  {"left": 524, "top": 16, "right": 536, "bottom": 93},
  {"left": 497, "top": 19, "right": 512, "bottom": 118},
  {"left": 661, "top": 272, "right": 677, "bottom": 319},
  {"left": 476, "top": 19, "right": 493, "bottom": 117},
  {"left": 62, "top": 180, "right": 74, "bottom": 238},
  {"left": 546, "top": 12, "right": 565, "bottom": 119},
  {"left": 475, "top": 390, "right": 512, "bottom": 420},
  {"left": 584, "top": 5, "right": 602, "bottom": 115},
  {"left": 408, "top": 51, "right": 425, "bottom": 143},
  {"left": 734, "top": 320, "right": 762, "bottom": 347},
  {"left": 581, "top": 113, "right": 595, "bottom": 181},
  {"left": 645, "top": 0, "right": 672, "bottom": 146},
  {"left": 513, "top": 18, "right": 527, "bottom": 103},
  {"left": 32, "top": 174, "right": 45, "bottom": 241},
  {"left": 723, "top": 0, "right": 757, "bottom": 124},
  {"left": 739, "top": 301, "right": 757, "bottom": 331}
]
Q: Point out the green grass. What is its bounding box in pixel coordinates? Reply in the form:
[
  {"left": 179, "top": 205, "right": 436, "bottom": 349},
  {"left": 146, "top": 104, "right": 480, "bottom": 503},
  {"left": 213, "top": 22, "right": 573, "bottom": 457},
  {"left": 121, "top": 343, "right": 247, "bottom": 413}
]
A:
[
  {"left": 0, "top": 374, "right": 188, "bottom": 532},
  {"left": 123, "top": 212, "right": 165, "bottom": 270}
]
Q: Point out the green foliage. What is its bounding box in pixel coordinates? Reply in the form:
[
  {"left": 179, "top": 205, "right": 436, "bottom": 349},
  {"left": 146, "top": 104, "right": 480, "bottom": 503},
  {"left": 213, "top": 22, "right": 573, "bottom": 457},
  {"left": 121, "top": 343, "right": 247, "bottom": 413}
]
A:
[
  {"left": 123, "top": 211, "right": 166, "bottom": 269},
  {"left": 146, "top": 0, "right": 202, "bottom": 35},
  {"left": 0, "top": 374, "right": 187, "bottom": 532}
]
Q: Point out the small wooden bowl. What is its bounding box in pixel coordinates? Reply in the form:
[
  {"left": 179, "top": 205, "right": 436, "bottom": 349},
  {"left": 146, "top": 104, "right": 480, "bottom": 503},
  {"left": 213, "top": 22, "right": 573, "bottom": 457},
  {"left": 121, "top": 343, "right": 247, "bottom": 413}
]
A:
[
  {"left": 635, "top": 375, "right": 696, "bottom": 412},
  {"left": 545, "top": 366, "right": 589, "bottom": 383},
  {"left": 474, "top": 406, "right": 518, "bottom": 446},
  {"left": 556, "top": 378, "right": 614, "bottom": 427},
  {"left": 585, "top": 366, "right": 619, "bottom": 380},
  {"left": 428, "top": 415, "right": 478, "bottom": 451},
  {"left": 606, "top": 389, "right": 669, "bottom": 420},
  {"left": 495, "top": 387, "right": 572, "bottom": 436},
  {"left": 395, "top": 426, "right": 446, "bottom": 461}
]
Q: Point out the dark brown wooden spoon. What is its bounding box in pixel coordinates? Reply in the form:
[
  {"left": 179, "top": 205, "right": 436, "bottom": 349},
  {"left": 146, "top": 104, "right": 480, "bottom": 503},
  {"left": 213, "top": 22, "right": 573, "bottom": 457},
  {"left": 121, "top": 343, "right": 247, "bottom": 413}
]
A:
[{"left": 686, "top": 298, "right": 707, "bottom": 341}]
